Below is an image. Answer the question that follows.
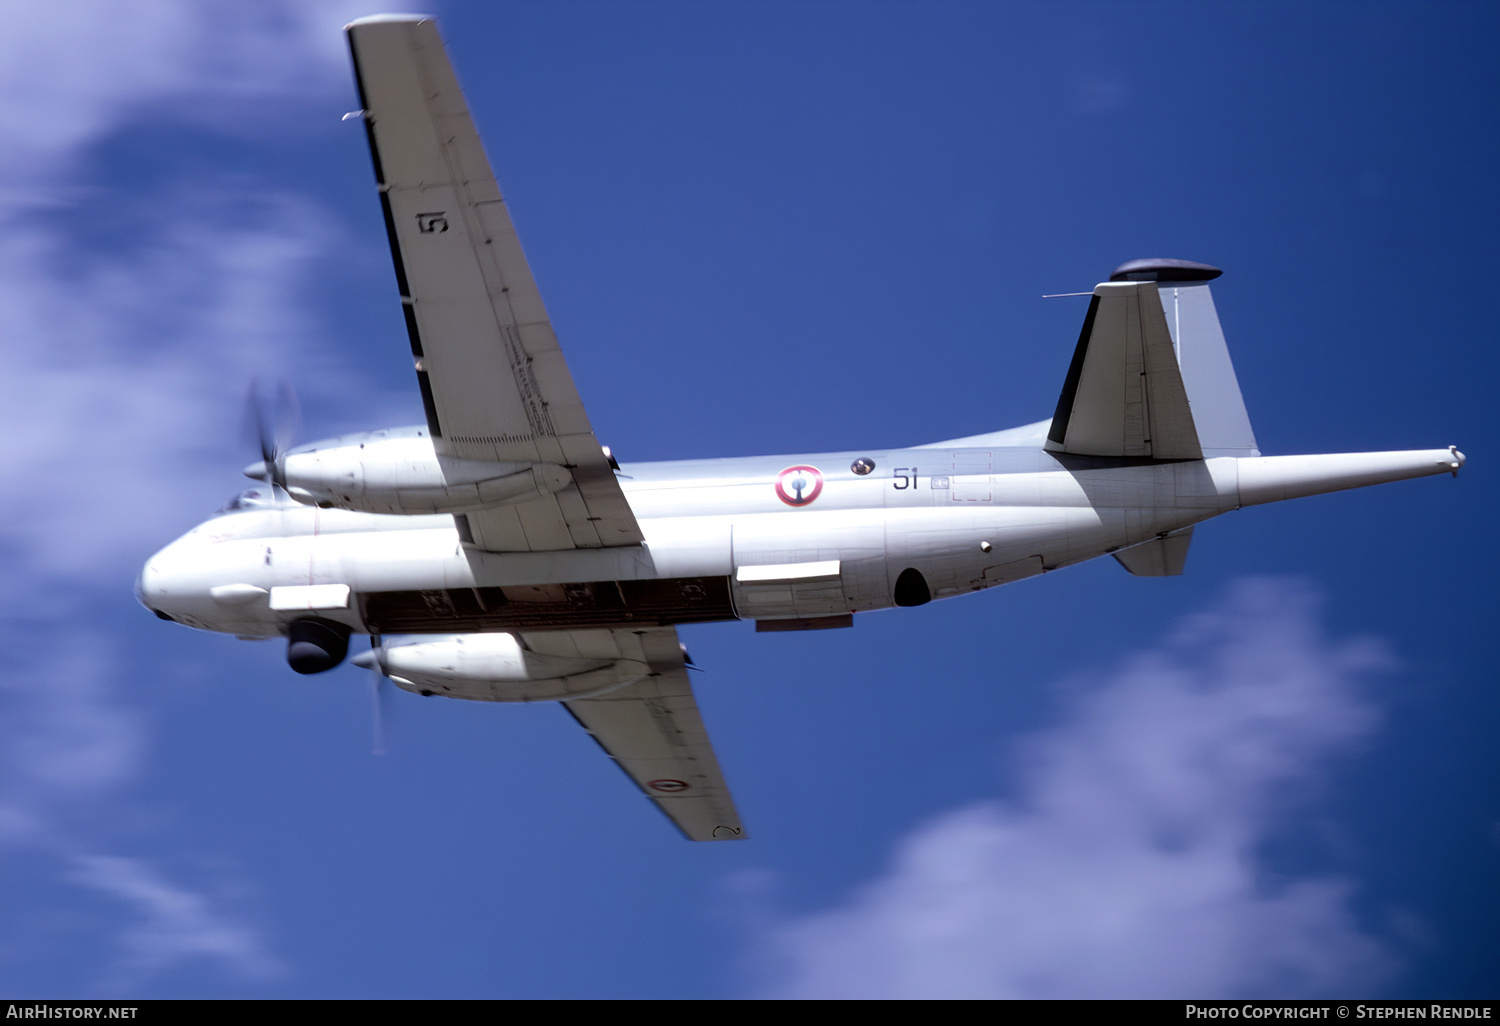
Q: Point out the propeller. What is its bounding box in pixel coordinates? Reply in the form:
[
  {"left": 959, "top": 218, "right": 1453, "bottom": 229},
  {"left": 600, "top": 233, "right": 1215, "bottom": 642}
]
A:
[
  {"left": 352, "top": 636, "right": 392, "bottom": 756},
  {"left": 241, "top": 378, "right": 300, "bottom": 495}
]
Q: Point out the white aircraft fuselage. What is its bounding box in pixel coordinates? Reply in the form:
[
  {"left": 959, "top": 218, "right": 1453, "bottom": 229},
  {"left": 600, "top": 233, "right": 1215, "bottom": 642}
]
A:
[{"left": 138, "top": 428, "right": 1461, "bottom": 653}]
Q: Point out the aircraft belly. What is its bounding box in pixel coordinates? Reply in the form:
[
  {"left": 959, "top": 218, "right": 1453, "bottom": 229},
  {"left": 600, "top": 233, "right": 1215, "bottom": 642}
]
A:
[
  {"left": 728, "top": 510, "right": 884, "bottom": 619},
  {"left": 308, "top": 509, "right": 346, "bottom": 594},
  {"left": 637, "top": 517, "right": 732, "bottom": 579},
  {"left": 306, "top": 528, "right": 464, "bottom": 592},
  {"left": 884, "top": 506, "right": 1076, "bottom": 598},
  {"left": 358, "top": 577, "right": 735, "bottom": 634}
]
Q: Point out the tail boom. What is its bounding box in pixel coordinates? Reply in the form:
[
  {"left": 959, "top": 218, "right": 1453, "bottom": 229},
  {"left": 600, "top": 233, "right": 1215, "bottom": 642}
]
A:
[{"left": 1236, "top": 448, "right": 1465, "bottom": 507}]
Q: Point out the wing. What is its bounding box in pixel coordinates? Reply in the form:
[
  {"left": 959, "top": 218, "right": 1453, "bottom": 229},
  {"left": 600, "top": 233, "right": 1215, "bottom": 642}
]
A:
[
  {"left": 521, "top": 627, "right": 746, "bottom": 841},
  {"left": 345, "top": 15, "right": 642, "bottom": 552}
]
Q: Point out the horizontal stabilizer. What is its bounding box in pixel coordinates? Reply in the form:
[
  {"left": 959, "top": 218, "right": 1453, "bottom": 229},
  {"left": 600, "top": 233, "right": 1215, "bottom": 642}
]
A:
[
  {"left": 1047, "top": 282, "right": 1202, "bottom": 459},
  {"left": 1113, "top": 528, "right": 1193, "bottom": 576}
]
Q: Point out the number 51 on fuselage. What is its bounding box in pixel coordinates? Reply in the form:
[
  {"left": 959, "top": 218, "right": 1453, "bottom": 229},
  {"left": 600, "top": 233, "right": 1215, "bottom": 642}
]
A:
[{"left": 136, "top": 15, "right": 1465, "bottom": 842}]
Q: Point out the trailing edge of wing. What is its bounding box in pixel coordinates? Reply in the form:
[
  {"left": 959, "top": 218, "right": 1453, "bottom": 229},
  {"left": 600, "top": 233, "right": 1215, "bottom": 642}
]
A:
[
  {"left": 527, "top": 627, "right": 745, "bottom": 841},
  {"left": 1046, "top": 281, "right": 1202, "bottom": 460}
]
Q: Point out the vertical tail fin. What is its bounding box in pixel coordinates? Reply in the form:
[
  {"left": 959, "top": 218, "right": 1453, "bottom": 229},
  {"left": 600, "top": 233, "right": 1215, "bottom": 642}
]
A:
[
  {"left": 1153, "top": 274, "right": 1259, "bottom": 457},
  {"left": 1047, "top": 259, "right": 1259, "bottom": 459}
]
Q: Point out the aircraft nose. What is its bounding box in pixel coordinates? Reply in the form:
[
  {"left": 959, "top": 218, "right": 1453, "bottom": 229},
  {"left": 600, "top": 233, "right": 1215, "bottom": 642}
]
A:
[
  {"left": 136, "top": 548, "right": 182, "bottom": 620},
  {"left": 243, "top": 460, "right": 268, "bottom": 480},
  {"left": 136, "top": 556, "right": 168, "bottom": 617}
]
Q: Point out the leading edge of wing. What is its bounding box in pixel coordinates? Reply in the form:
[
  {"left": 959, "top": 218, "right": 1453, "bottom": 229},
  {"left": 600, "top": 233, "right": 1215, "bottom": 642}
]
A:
[{"left": 542, "top": 628, "right": 745, "bottom": 841}]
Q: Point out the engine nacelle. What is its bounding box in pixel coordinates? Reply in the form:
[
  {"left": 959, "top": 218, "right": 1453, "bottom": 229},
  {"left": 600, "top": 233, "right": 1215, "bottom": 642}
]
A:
[
  {"left": 251, "top": 427, "right": 573, "bottom": 515},
  {"left": 354, "top": 633, "right": 650, "bottom": 702}
]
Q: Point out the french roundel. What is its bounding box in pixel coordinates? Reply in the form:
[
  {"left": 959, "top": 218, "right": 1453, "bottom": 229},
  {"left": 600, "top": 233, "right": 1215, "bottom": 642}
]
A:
[
  {"left": 649, "top": 778, "right": 691, "bottom": 793},
  {"left": 775, "top": 465, "right": 824, "bottom": 506}
]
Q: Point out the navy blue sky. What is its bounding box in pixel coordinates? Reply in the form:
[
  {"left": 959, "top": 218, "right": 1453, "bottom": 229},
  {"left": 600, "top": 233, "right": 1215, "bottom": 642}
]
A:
[{"left": 1, "top": 1, "right": 1495, "bottom": 998}]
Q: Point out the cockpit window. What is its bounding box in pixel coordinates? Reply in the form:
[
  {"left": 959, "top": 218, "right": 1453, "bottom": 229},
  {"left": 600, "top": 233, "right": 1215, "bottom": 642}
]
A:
[{"left": 217, "top": 488, "right": 276, "bottom": 514}]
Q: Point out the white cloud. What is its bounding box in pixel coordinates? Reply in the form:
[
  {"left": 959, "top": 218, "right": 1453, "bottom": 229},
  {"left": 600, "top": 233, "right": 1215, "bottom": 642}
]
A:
[
  {"left": 0, "top": 623, "right": 283, "bottom": 987},
  {"left": 0, "top": 2, "right": 411, "bottom": 587},
  {"left": 0, "top": 188, "right": 344, "bottom": 583},
  {"left": 0, "top": 0, "right": 378, "bottom": 990},
  {"left": 754, "top": 579, "right": 1397, "bottom": 998},
  {"left": 0, "top": 0, "right": 387, "bottom": 586},
  {"left": 0, "top": 0, "right": 369, "bottom": 200},
  {"left": 0, "top": 630, "right": 140, "bottom": 831},
  {"left": 67, "top": 854, "right": 283, "bottom": 986}
]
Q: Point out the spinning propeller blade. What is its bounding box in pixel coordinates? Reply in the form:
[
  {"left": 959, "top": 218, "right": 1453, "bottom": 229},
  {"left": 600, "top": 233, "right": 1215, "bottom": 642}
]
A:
[
  {"left": 242, "top": 378, "right": 300, "bottom": 494},
  {"left": 354, "top": 635, "right": 391, "bottom": 756}
]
